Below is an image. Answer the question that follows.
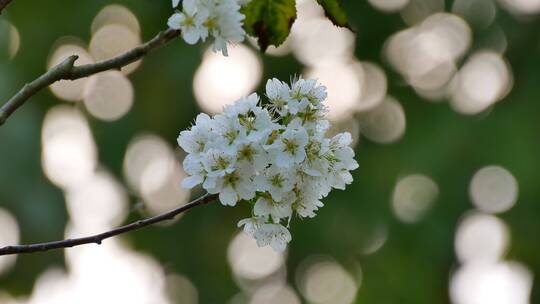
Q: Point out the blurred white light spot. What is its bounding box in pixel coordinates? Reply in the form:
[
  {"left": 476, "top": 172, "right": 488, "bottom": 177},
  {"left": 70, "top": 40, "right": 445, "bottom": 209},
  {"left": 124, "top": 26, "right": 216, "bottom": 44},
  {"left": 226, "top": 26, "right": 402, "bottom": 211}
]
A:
[
  {"left": 296, "top": 256, "right": 358, "bottom": 304},
  {"left": 454, "top": 212, "right": 509, "bottom": 264},
  {"left": 400, "top": 0, "right": 445, "bottom": 25},
  {"left": 0, "top": 208, "right": 19, "bottom": 277},
  {"left": 410, "top": 61, "right": 456, "bottom": 93},
  {"left": 368, "top": 0, "right": 410, "bottom": 12},
  {"left": 452, "top": 0, "right": 497, "bottom": 30},
  {"left": 123, "top": 134, "right": 190, "bottom": 216},
  {"left": 165, "top": 274, "right": 198, "bottom": 304},
  {"left": 420, "top": 13, "right": 472, "bottom": 63},
  {"left": 250, "top": 284, "right": 301, "bottom": 304},
  {"left": 469, "top": 165, "right": 518, "bottom": 214},
  {"left": 0, "top": 19, "right": 20, "bottom": 59},
  {"left": 385, "top": 13, "right": 471, "bottom": 94},
  {"left": 124, "top": 134, "right": 171, "bottom": 192},
  {"left": 194, "top": 45, "right": 262, "bottom": 114},
  {"left": 296, "top": 0, "right": 325, "bottom": 20},
  {"left": 25, "top": 268, "right": 72, "bottom": 304},
  {"left": 292, "top": 18, "right": 355, "bottom": 67},
  {"left": 89, "top": 24, "right": 141, "bottom": 74},
  {"left": 91, "top": 4, "right": 140, "bottom": 36},
  {"left": 360, "top": 223, "right": 389, "bottom": 255},
  {"left": 392, "top": 174, "right": 439, "bottom": 223},
  {"left": 228, "top": 233, "right": 285, "bottom": 281},
  {"left": 83, "top": 71, "right": 134, "bottom": 121},
  {"left": 41, "top": 106, "right": 97, "bottom": 189},
  {"left": 293, "top": 0, "right": 324, "bottom": 19},
  {"left": 358, "top": 96, "right": 406, "bottom": 144},
  {"left": 65, "top": 170, "right": 128, "bottom": 233},
  {"left": 30, "top": 236, "right": 170, "bottom": 304},
  {"left": 498, "top": 0, "right": 540, "bottom": 14},
  {"left": 356, "top": 62, "right": 388, "bottom": 111},
  {"left": 450, "top": 261, "right": 533, "bottom": 304},
  {"left": 304, "top": 62, "right": 362, "bottom": 121},
  {"left": 8, "top": 25, "right": 20, "bottom": 60},
  {"left": 48, "top": 43, "right": 94, "bottom": 102},
  {"left": 450, "top": 51, "right": 512, "bottom": 115},
  {"left": 141, "top": 161, "right": 191, "bottom": 216}
]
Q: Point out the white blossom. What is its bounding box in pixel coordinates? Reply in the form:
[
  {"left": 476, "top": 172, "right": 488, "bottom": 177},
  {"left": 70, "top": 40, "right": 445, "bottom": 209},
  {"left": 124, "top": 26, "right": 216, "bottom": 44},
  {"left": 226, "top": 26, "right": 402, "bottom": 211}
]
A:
[
  {"left": 253, "top": 223, "right": 292, "bottom": 252},
  {"left": 237, "top": 216, "right": 266, "bottom": 236},
  {"left": 177, "top": 77, "right": 358, "bottom": 251},
  {"left": 205, "top": 162, "right": 255, "bottom": 206},
  {"left": 167, "top": 0, "right": 247, "bottom": 56},
  {"left": 254, "top": 165, "right": 295, "bottom": 202},
  {"left": 181, "top": 154, "right": 206, "bottom": 188},
  {"left": 254, "top": 196, "right": 293, "bottom": 222},
  {"left": 167, "top": 1, "right": 208, "bottom": 45},
  {"left": 265, "top": 124, "right": 309, "bottom": 168},
  {"left": 265, "top": 78, "right": 292, "bottom": 115},
  {"left": 177, "top": 113, "right": 213, "bottom": 154}
]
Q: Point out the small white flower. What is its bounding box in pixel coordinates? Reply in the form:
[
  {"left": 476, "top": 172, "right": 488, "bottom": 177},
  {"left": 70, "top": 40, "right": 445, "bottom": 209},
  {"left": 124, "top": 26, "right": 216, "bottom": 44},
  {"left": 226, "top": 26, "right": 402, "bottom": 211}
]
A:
[
  {"left": 168, "top": 0, "right": 246, "bottom": 56},
  {"left": 201, "top": 148, "right": 236, "bottom": 188},
  {"left": 181, "top": 154, "right": 206, "bottom": 188},
  {"left": 266, "top": 125, "right": 309, "bottom": 168},
  {"left": 177, "top": 113, "right": 213, "bottom": 154},
  {"left": 265, "top": 78, "right": 292, "bottom": 115},
  {"left": 237, "top": 217, "right": 266, "bottom": 236},
  {"left": 254, "top": 223, "right": 292, "bottom": 251},
  {"left": 167, "top": 1, "right": 208, "bottom": 45},
  {"left": 223, "top": 93, "right": 259, "bottom": 117},
  {"left": 254, "top": 196, "right": 293, "bottom": 222},
  {"left": 291, "top": 78, "right": 327, "bottom": 105},
  {"left": 295, "top": 197, "right": 324, "bottom": 218},
  {"left": 212, "top": 113, "right": 247, "bottom": 153},
  {"left": 204, "top": 0, "right": 245, "bottom": 56},
  {"left": 254, "top": 165, "right": 295, "bottom": 202},
  {"left": 301, "top": 136, "right": 329, "bottom": 177},
  {"left": 236, "top": 140, "right": 268, "bottom": 172},
  {"left": 205, "top": 162, "right": 255, "bottom": 206},
  {"left": 327, "top": 132, "right": 359, "bottom": 190}
]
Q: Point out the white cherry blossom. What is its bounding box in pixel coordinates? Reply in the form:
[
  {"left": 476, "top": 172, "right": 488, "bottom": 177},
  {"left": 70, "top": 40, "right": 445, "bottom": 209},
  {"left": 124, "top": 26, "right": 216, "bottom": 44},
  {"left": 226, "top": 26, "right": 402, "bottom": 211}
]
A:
[
  {"left": 177, "top": 77, "right": 358, "bottom": 251},
  {"left": 254, "top": 196, "right": 293, "bottom": 222},
  {"left": 266, "top": 124, "right": 309, "bottom": 168},
  {"left": 167, "top": 0, "right": 246, "bottom": 56},
  {"left": 237, "top": 216, "right": 266, "bottom": 236},
  {"left": 253, "top": 223, "right": 292, "bottom": 252},
  {"left": 254, "top": 165, "right": 295, "bottom": 202}
]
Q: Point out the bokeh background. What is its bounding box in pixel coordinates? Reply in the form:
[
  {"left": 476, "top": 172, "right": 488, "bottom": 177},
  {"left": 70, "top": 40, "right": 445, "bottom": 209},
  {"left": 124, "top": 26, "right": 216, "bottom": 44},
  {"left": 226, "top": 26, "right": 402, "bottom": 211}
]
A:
[{"left": 0, "top": 0, "right": 539, "bottom": 303}]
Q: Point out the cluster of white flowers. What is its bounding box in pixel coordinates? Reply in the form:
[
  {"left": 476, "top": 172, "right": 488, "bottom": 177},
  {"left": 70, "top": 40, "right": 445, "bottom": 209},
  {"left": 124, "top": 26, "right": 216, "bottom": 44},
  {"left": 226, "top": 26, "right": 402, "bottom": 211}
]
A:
[
  {"left": 168, "top": 0, "right": 247, "bottom": 56},
  {"left": 178, "top": 77, "right": 359, "bottom": 251}
]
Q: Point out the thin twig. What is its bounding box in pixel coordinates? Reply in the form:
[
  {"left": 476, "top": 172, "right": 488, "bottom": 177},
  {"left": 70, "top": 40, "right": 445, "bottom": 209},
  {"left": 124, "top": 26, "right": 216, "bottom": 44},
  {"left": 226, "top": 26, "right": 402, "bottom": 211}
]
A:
[
  {"left": 0, "top": 193, "right": 217, "bottom": 256},
  {"left": 0, "top": 28, "right": 181, "bottom": 126},
  {"left": 0, "top": 0, "right": 13, "bottom": 14}
]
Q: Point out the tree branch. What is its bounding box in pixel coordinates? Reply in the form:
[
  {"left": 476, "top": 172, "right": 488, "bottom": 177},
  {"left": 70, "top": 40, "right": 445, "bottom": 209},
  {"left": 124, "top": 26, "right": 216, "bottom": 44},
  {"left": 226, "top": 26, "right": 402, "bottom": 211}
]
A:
[
  {"left": 0, "top": 193, "right": 217, "bottom": 256},
  {"left": 0, "top": 28, "right": 181, "bottom": 126},
  {"left": 0, "top": 0, "right": 13, "bottom": 14}
]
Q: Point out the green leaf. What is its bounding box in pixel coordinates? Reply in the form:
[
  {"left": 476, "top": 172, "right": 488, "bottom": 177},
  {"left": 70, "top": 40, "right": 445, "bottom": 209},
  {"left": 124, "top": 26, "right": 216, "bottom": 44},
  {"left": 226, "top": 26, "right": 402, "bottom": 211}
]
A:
[
  {"left": 241, "top": 0, "right": 297, "bottom": 52},
  {"left": 315, "top": 0, "right": 351, "bottom": 28}
]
